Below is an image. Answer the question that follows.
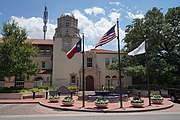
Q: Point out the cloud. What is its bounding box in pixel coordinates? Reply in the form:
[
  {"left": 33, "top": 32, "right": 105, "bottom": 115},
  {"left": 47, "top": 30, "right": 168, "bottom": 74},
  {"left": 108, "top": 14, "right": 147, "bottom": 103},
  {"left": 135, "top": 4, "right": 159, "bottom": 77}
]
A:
[
  {"left": 5, "top": 6, "right": 126, "bottom": 51},
  {"left": 108, "top": 12, "right": 121, "bottom": 23},
  {"left": 11, "top": 16, "right": 56, "bottom": 39},
  {"left": 84, "top": 7, "right": 105, "bottom": 16},
  {"left": 84, "top": 44, "right": 94, "bottom": 51},
  {"left": 73, "top": 9, "right": 125, "bottom": 50},
  {"left": 0, "top": 12, "right": 2, "bottom": 15},
  {"left": 109, "top": 2, "right": 121, "bottom": 6},
  {"left": 126, "top": 11, "right": 144, "bottom": 19}
]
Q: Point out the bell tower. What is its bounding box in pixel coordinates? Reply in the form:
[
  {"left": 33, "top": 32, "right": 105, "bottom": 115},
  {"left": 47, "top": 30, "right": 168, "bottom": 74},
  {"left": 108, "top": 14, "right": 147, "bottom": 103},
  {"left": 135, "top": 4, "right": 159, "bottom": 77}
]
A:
[
  {"left": 53, "top": 13, "right": 81, "bottom": 87},
  {"left": 54, "top": 13, "right": 80, "bottom": 52}
]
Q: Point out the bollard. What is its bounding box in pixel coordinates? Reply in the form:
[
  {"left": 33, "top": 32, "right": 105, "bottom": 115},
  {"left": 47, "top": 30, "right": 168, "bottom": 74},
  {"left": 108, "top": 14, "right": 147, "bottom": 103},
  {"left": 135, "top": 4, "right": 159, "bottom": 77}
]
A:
[
  {"left": 70, "top": 91, "right": 73, "bottom": 98},
  {"left": 127, "top": 91, "right": 130, "bottom": 98},
  {"left": 58, "top": 91, "right": 61, "bottom": 96},
  {"left": 45, "top": 91, "right": 48, "bottom": 99},
  {"left": 33, "top": 91, "right": 35, "bottom": 99},
  {"left": 138, "top": 91, "right": 141, "bottom": 98},
  {"left": 159, "top": 90, "right": 162, "bottom": 96}
]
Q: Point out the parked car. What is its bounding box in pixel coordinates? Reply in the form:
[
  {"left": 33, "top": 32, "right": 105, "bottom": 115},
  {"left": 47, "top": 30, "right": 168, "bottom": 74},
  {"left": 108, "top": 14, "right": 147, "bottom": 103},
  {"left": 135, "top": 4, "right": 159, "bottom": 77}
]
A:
[{"left": 168, "top": 82, "right": 180, "bottom": 102}]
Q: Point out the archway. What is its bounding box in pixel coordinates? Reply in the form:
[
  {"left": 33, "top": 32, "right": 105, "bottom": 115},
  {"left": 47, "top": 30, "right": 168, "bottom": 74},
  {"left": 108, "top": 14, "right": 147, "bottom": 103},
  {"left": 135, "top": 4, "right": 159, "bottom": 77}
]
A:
[
  {"left": 34, "top": 77, "right": 43, "bottom": 87},
  {"left": 86, "top": 75, "right": 94, "bottom": 91}
]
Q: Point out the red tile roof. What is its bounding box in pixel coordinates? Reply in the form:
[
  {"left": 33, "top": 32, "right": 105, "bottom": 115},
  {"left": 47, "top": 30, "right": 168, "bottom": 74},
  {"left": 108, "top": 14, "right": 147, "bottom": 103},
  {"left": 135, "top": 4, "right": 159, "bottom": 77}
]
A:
[
  {"left": 0, "top": 39, "right": 53, "bottom": 45},
  {"left": 27, "top": 39, "right": 53, "bottom": 45},
  {"left": 88, "top": 49, "right": 127, "bottom": 54}
]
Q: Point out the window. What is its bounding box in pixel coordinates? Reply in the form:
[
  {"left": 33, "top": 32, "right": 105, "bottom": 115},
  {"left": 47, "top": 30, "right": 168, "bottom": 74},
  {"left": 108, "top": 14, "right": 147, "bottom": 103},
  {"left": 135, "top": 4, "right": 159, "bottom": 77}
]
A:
[
  {"left": 46, "top": 49, "right": 51, "bottom": 55},
  {"left": 0, "top": 80, "right": 4, "bottom": 87},
  {"left": 42, "top": 61, "right": 45, "bottom": 68},
  {"left": 40, "top": 49, "right": 45, "bottom": 55},
  {"left": 66, "top": 19, "right": 70, "bottom": 27},
  {"left": 105, "top": 76, "right": 110, "bottom": 86},
  {"left": 16, "top": 80, "right": 24, "bottom": 88},
  {"left": 112, "top": 76, "right": 118, "bottom": 86},
  {"left": 105, "top": 58, "right": 110, "bottom": 68},
  {"left": 71, "top": 76, "right": 76, "bottom": 84},
  {"left": 87, "top": 58, "right": 92, "bottom": 67},
  {"left": 34, "top": 77, "right": 43, "bottom": 87},
  {"left": 112, "top": 57, "right": 117, "bottom": 63},
  {"left": 63, "top": 40, "right": 71, "bottom": 51}
]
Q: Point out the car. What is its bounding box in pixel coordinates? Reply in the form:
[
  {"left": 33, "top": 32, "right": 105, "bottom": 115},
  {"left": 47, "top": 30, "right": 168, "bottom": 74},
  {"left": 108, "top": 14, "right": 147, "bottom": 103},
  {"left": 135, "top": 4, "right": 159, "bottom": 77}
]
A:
[{"left": 168, "top": 82, "right": 180, "bottom": 102}]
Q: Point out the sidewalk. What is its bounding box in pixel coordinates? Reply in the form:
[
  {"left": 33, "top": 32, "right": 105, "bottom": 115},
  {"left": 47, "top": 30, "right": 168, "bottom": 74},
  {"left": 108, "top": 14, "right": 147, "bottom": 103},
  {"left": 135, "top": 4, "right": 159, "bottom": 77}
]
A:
[{"left": 0, "top": 95, "right": 174, "bottom": 113}]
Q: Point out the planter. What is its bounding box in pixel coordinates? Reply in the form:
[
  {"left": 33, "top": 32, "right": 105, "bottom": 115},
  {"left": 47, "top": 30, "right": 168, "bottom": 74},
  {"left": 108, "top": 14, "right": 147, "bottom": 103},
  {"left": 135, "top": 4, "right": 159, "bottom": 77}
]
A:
[
  {"left": 131, "top": 102, "right": 144, "bottom": 107},
  {"left": 49, "top": 99, "right": 59, "bottom": 103},
  {"left": 95, "top": 103, "right": 108, "bottom": 108},
  {"left": 0, "top": 93, "right": 23, "bottom": 99},
  {"left": 151, "top": 99, "right": 163, "bottom": 104},
  {"left": 62, "top": 101, "right": 74, "bottom": 106}
]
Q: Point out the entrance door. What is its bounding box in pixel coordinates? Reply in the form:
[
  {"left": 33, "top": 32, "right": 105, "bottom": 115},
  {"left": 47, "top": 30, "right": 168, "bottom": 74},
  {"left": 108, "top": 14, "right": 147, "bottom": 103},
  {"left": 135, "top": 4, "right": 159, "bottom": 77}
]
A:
[{"left": 86, "top": 75, "right": 94, "bottom": 91}]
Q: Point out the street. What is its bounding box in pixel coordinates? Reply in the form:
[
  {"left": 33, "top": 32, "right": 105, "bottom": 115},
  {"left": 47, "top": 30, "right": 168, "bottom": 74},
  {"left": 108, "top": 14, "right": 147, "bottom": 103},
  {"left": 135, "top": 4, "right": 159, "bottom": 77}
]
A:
[
  {"left": 0, "top": 102, "right": 180, "bottom": 120},
  {"left": 1, "top": 112, "right": 180, "bottom": 120}
]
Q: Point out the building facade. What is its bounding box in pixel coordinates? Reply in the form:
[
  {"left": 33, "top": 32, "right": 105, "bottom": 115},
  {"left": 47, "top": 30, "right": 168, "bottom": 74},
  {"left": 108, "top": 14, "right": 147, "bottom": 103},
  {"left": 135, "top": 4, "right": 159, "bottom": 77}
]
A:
[{"left": 0, "top": 13, "right": 132, "bottom": 90}]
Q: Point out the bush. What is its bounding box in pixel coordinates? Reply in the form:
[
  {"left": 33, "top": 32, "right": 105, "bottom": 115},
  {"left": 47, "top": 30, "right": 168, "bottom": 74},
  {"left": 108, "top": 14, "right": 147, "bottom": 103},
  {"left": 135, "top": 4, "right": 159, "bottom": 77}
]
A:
[
  {"left": 68, "top": 86, "right": 79, "bottom": 91},
  {"left": 131, "top": 97, "right": 144, "bottom": 103},
  {"left": 0, "top": 86, "right": 49, "bottom": 93}
]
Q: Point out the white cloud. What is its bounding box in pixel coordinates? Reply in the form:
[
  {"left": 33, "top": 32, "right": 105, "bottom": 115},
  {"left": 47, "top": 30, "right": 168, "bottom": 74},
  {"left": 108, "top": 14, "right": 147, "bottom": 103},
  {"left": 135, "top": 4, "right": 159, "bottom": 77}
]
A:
[
  {"left": 5, "top": 7, "right": 126, "bottom": 50},
  {"left": 0, "top": 12, "right": 2, "bottom": 15},
  {"left": 126, "top": 11, "right": 144, "bottom": 19},
  {"left": 11, "top": 16, "right": 56, "bottom": 39},
  {"left": 84, "top": 7, "right": 105, "bottom": 16},
  {"left": 73, "top": 9, "right": 125, "bottom": 50},
  {"left": 84, "top": 44, "right": 94, "bottom": 51},
  {"left": 108, "top": 12, "right": 121, "bottom": 23},
  {"left": 109, "top": 2, "right": 121, "bottom": 6}
]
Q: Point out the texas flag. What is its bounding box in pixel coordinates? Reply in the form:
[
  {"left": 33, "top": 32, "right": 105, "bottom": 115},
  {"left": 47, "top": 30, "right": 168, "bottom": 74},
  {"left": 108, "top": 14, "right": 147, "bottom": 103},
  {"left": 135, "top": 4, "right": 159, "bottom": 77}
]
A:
[{"left": 66, "top": 39, "right": 81, "bottom": 59}]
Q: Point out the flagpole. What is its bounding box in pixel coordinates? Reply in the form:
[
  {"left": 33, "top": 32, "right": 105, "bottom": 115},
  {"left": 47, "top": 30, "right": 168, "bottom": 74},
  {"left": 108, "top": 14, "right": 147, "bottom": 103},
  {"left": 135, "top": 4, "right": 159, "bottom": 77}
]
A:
[
  {"left": 117, "top": 18, "right": 123, "bottom": 108},
  {"left": 82, "top": 33, "right": 85, "bottom": 107},
  {"left": 145, "top": 36, "right": 151, "bottom": 106}
]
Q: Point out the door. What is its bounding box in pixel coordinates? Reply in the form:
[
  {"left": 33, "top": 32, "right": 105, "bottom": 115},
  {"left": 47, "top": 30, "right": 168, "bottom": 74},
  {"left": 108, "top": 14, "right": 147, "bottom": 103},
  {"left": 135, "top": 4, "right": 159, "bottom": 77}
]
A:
[{"left": 86, "top": 75, "right": 94, "bottom": 91}]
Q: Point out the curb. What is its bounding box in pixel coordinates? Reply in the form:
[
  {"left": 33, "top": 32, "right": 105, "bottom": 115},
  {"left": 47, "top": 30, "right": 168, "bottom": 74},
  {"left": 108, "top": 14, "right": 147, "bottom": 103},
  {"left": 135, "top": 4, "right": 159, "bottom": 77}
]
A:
[
  {"left": 38, "top": 101, "right": 174, "bottom": 113},
  {"left": 0, "top": 100, "right": 174, "bottom": 113}
]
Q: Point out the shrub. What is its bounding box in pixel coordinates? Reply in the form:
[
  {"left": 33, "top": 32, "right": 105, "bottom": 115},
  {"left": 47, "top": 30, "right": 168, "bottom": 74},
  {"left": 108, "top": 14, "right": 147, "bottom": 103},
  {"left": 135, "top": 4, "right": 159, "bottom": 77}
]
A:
[{"left": 131, "top": 97, "right": 144, "bottom": 103}]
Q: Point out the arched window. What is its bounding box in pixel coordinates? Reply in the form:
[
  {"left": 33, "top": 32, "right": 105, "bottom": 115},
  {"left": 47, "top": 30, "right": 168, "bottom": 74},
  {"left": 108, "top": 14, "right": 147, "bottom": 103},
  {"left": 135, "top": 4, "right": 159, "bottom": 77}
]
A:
[
  {"left": 105, "top": 75, "right": 110, "bottom": 86},
  {"left": 34, "top": 77, "right": 43, "bottom": 87},
  {"left": 111, "top": 75, "right": 118, "bottom": 87}
]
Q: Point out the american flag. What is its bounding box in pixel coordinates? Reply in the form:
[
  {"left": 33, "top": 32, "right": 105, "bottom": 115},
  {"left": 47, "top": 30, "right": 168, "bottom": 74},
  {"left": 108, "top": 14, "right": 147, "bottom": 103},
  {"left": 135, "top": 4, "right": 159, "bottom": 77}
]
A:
[{"left": 95, "top": 25, "right": 116, "bottom": 48}]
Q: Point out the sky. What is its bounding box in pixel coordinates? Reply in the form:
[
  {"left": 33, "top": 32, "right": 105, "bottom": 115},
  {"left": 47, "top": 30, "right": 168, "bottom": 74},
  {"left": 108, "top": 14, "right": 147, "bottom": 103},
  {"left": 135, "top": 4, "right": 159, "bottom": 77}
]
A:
[{"left": 0, "top": 0, "right": 179, "bottom": 51}]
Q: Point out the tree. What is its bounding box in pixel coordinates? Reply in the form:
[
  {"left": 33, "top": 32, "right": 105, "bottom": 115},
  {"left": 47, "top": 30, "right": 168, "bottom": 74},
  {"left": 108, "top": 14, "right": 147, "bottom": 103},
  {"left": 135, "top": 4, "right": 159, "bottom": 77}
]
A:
[
  {"left": 0, "top": 20, "right": 39, "bottom": 87},
  {"left": 122, "top": 7, "right": 180, "bottom": 87},
  {"left": 109, "top": 7, "right": 180, "bottom": 87}
]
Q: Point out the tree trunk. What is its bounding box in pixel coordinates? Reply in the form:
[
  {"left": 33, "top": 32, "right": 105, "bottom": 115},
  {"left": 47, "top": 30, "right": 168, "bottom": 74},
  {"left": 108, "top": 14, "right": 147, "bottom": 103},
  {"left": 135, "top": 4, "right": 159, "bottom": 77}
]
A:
[{"left": 14, "top": 76, "right": 17, "bottom": 87}]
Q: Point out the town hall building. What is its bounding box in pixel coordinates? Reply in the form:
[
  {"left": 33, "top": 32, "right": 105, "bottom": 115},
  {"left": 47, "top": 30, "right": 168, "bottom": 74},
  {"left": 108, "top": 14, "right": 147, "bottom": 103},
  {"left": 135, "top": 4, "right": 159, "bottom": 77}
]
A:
[{"left": 0, "top": 13, "right": 132, "bottom": 90}]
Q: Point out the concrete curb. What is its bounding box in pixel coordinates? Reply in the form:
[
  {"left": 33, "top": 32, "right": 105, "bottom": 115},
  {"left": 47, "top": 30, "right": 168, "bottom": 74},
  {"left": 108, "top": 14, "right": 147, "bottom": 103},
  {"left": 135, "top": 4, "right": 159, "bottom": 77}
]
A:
[
  {"left": 0, "top": 100, "right": 174, "bottom": 113},
  {"left": 38, "top": 101, "right": 174, "bottom": 113}
]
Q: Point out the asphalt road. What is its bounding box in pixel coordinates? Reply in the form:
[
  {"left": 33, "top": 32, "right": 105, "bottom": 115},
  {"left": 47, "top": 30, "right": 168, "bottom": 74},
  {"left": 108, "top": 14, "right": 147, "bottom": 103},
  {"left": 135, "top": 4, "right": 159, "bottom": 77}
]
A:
[{"left": 1, "top": 112, "right": 180, "bottom": 120}]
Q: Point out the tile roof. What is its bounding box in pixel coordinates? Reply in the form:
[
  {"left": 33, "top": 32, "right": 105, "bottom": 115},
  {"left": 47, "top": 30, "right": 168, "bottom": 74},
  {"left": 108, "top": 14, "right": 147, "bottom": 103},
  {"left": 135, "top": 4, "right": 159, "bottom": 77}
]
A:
[
  {"left": 88, "top": 49, "right": 127, "bottom": 54},
  {"left": 0, "top": 39, "right": 53, "bottom": 45},
  {"left": 27, "top": 39, "right": 53, "bottom": 45}
]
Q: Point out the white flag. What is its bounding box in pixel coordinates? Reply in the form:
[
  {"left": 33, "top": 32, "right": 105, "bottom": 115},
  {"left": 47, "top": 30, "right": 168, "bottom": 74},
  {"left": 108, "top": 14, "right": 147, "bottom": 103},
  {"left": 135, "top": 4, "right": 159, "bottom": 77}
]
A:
[{"left": 128, "top": 41, "right": 146, "bottom": 56}]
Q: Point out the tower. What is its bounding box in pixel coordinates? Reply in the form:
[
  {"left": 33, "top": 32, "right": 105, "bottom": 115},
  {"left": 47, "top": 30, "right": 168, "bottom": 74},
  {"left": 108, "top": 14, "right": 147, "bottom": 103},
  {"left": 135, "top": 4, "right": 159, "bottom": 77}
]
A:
[
  {"left": 43, "top": 6, "right": 48, "bottom": 39},
  {"left": 52, "top": 13, "right": 81, "bottom": 87}
]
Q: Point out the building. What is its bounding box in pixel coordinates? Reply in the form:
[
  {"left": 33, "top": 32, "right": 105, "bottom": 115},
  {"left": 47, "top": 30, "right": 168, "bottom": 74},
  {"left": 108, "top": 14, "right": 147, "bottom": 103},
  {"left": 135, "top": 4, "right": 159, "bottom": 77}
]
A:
[{"left": 0, "top": 13, "right": 132, "bottom": 90}]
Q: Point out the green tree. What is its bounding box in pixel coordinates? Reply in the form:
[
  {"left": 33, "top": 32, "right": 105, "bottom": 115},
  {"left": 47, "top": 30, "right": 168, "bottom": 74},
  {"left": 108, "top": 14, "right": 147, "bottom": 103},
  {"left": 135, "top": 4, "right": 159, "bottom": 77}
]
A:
[
  {"left": 0, "top": 20, "right": 39, "bottom": 87},
  {"left": 109, "top": 7, "right": 180, "bottom": 87},
  {"left": 123, "top": 7, "right": 180, "bottom": 87}
]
